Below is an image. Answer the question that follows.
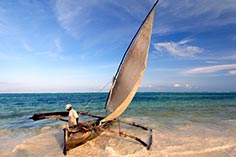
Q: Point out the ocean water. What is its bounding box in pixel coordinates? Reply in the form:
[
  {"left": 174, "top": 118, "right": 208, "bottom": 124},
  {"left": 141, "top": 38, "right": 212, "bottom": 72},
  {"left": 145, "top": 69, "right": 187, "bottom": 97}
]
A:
[{"left": 0, "top": 92, "right": 236, "bottom": 156}]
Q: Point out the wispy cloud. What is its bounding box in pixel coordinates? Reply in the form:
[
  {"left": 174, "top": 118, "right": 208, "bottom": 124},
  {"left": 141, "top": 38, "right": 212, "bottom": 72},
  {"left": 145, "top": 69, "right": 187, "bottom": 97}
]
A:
[
  {"left": 173, "top": 83, "right": 180, "bottom": 88},
  {"left": 0, "top": 52, "right": 22, "bottom": 61},
  {"left": 205, "top": 61, "right": 219, "bottom": 64},
  {"left": 233, "top": 35, "right": 236, "bottom": 41},
  {"left": 186, "top": 53, "right": 236, "bottom": 62},
  {"left": 54, "top": 0, "right": 155, "bottom": 38},
  {"left": 154, "top": 39, "right": 203, "bottom": 57},
  {"left": 155, "top": 0, "right": 236, "bottom": 34},
  {"left": 55, "top": 0, "right": 86, "bottom": 37},
  {"left": 185, "top": 64, "right": 236, "bottom": 75},
  {"left": 34, "top": 51, "right": 61, "bottom": 58},
  {"left": 54, "top": 38, "right": 62, "bottom": 53},
  {"left": 185, "top": 84, "right": 191, "bottom": 88},
  {"left": 0, "top": 20, "right": 7, "bottom": 34},
  {"left": 159, "top": 0, "right": 236, "bottom": 20},
  {"left": 21, "top": 38, "right": 64, "bottom": 59},
  {"left": 173, "top": 83, "right": 192, "bottom": 89},
  {"left": 22, "top": 40, "right": 33, "bottom": 52},
  {"left": 111, "top": 0, "right": 153, "bottom": 20},
  {"left": 227, "top": 70, "right": 236, "bottom": 76},
  {"left": 0, "top": 4, "right": 11, "bottom": 35}
]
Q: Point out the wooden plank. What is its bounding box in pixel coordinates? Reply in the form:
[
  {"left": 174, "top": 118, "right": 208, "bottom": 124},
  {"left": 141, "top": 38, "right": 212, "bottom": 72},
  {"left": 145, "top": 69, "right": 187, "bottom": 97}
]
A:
[
  {"left": 63, "top": 128, "right": 67, "bottom": 155},
  {"left": 29, "top": 112, "right": 69, "bottom": 120},
  {"left": 30, "top": 111, "right": 104, "bottom": 121},
  {"left": 102, "top": 129, "right": 147, "bottom": 147},
  {"left": 146, "top": 129, "right": 152, "bottom": 150},
  {"left": 114, "top": 119, "right": 149, "bottom": 130}
]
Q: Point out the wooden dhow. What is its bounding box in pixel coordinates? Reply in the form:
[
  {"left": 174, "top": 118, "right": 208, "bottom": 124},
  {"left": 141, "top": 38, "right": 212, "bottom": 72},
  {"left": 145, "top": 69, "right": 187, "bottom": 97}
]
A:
[{"left": 30, "top": 0, "right": 159, "bottom": 155}]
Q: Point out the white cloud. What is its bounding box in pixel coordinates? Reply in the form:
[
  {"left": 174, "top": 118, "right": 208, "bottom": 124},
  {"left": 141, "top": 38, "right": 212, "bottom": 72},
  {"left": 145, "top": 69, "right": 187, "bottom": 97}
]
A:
[
  {"left": 21, "top": 38, "right": 64, "bottom": 59},
  {"left": 185, "top": 64, "right": 236, "bottom": 75},
  {"left": 159, "top": 0, "right": 236, "bottom": 20},
  {"left": 178, "top": 39, "right": 193, "bottom": 45},
  {"left": 34, "top": 50, "right": 64, "bottom": 60},
  {"left": 185, "top": 84, "right": 191, "bottom": 88},
  {"left": 154, "top": 39, "right": 203, "bottom": 57},
  {"left": 0, "top": 52, "right": 22, "bottom": 61},
  {"left": 227, "top": 70, "right": 236, "bottom": 76},
  {"left": 173, "top": 83, "right": 180, "bottom": 88},
  {"left": 55, "top": 0, "right": 86, "bottom": 37},
  {"left": 212, "top": 55, "right": 236, "bottom": 60},
  {"left": 35, "top": 51, "right": 56, "bottom": 57},
  {"left": 233, "top": 35, "right": 236, "bottom": 41},
  {"left": 111, "top": 0, "right": 153, "bottom": 20},
  {"left": 172, "top": 83, "right": 193, "bottom": 90},
  {"left": 22, "top": 40, "right": 33, "bottom": 52},
  {"left": 205, "top": 61, "right": 219, "bottom": 64},
  {"left": 194, "top": 54, "right": 236, "bottom": 61},
  {"left": 54, "top": 38, "right": 62, "bottom": 53},
  {"left": 140, "top": 84, "right": 153, "bottom": 88}
]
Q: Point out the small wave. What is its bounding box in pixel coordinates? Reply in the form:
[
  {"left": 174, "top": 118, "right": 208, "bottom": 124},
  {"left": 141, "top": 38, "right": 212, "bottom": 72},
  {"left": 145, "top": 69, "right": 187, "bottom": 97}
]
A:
[
  {"left": 222, "top": 119, "right": 236, "bottom": 125},
  {"left": 0, "top": 112, "right": 33, "bottom": 119},
  {"left": 0, "top": 124, "right": 64, "bottom": 134},
  {"left": 168, "top": 144, "right": 236, "bottom": 156},
  {"left": 10, "top": 130, "right": 64, "bottom": 157}
]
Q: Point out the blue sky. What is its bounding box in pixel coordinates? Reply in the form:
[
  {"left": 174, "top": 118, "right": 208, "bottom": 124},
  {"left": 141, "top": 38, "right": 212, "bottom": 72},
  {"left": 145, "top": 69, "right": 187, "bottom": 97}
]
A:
[{"left": 0, "top": 0, "right": 236, "bottom": 93}]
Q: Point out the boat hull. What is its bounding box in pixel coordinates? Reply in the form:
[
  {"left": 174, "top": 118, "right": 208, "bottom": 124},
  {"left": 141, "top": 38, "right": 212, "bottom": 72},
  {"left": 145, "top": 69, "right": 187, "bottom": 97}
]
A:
[{"left": 63, "top": 120, "right": 112, "bottom": 154}]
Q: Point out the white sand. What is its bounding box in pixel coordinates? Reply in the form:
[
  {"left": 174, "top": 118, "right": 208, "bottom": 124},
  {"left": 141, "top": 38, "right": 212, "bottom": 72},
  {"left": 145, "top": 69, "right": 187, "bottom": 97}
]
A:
[{"left": 1, "top": 119, "right": 236, "bottom": 157}]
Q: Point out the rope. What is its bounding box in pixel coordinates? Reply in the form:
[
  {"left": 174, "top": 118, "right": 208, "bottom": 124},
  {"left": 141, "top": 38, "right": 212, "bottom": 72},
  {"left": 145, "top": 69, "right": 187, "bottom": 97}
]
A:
[{"left": 79, "top": 79, "right": 111, "bottom": 112}]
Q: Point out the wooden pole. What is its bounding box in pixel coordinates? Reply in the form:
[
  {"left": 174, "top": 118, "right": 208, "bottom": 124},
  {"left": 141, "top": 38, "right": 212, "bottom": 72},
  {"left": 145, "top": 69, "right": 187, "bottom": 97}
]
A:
[
  {"left": 63, "top": 128, "right": 67, "bottom": 155},
  {"left": 102, "top": 129, "right": 148, "bottom": 148},
  {"left": 110, "top": 119, "right": 150, "bottom": 131},
  {"left": 147, "top": 129, "right": 153, "bottom": 150}
]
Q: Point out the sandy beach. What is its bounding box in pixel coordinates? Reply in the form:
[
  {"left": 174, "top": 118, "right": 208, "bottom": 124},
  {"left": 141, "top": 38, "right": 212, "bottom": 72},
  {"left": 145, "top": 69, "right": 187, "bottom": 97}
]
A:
[{"left": 1, "top": 118, "right": 236, "bottom": 157}]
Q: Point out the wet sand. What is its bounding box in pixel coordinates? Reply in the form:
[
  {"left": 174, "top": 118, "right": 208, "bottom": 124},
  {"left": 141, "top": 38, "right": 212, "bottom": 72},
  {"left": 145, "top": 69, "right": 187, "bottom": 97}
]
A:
[{"left": 1, "top": 118, "right": 236, "bottom": 157}]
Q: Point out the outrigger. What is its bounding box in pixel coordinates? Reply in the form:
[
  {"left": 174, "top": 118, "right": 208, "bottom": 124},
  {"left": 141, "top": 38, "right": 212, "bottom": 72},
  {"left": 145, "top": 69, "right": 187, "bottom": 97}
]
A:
[{"left": 30, "top": 111, "right": 153, "bottom": 154}]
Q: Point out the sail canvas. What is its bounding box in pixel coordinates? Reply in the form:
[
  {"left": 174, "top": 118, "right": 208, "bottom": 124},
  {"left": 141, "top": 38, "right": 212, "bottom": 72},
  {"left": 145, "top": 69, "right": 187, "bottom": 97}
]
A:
[{"left": 101, "top": 7, "right": 156, "bottom": 122}]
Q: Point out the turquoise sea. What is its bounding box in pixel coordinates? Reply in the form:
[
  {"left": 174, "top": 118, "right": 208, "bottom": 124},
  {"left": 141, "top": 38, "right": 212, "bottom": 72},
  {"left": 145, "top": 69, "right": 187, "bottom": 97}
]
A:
[{"left": 1, "top": 92, "right": 236, "bottom": 156}]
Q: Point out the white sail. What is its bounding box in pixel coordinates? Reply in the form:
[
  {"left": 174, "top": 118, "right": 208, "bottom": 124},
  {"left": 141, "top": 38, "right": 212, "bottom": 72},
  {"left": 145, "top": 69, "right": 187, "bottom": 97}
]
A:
[{"left": 101, "top": 7, "right": 156, "bottom": 123}]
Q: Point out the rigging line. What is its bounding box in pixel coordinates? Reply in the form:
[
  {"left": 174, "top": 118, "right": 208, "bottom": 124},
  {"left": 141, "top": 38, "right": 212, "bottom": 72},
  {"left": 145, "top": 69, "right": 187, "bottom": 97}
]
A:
[{"left": 79, "top": 79, "right": 111, "bottom": 112}]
